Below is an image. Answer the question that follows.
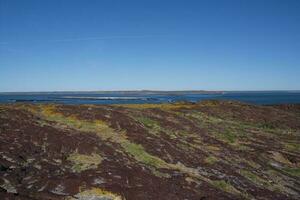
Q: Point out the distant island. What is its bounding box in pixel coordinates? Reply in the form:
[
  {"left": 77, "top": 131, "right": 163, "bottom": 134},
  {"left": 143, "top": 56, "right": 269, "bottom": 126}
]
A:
[
  {"left": 1, "top": 90, "right": 299, "bottom": 95},
  {"left": 0, "top": 90, "right": 224, "bottom": 95}
]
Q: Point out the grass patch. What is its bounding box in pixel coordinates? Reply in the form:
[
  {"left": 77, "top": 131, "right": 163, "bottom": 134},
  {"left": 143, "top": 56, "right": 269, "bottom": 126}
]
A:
[
  {"left": 151, "top": 168, "right": 171, "bottom": 178},
  {"left": 270, "top": 152, "right": 292, "bottom": 166},
  {"left": 121, "top": 142, "right": 168, "bottom": 168},
  {"left": 283, "top": 168, "right": 300, "bottom": 177},
  {"left": 232, "top": 143, "right": 252, "bottom": 151},
  {"left": 186, "top": 112, "right": 224, "bottom": 124},
  {"left": 137, "top": 117, "right": 160, "bottom": 129},
  {"left": 243, "top": 159, "right": 261, "bottom": 169},
  {"left": 240, "top": 170, "right": 268, "bottom": 187},
  {"left": 67, "top": 153, "right": 103, "bottom": 173},
  {"left": 211, "top": 180, "right": 240, "bottom": 195},
  {"left": 215, "top": 130, "right": 237, "bottom": 144},
  {"left": 260, "top": 123, "right": 277, "bottom": 130},
  {"left": 66, "top": 188, "right": 122, "bottom": 200},
  {"left": 136, "top": 117, "right": 180, "bottom": 139},
  {"left": 204, "top": 145, "right": 220, "bottom": 152},
  {"left": 284, "top": 142, "right": 300, "bottom": 152},
  {"left": 204, "top": 156, "right": 218, "bottom": 165}
]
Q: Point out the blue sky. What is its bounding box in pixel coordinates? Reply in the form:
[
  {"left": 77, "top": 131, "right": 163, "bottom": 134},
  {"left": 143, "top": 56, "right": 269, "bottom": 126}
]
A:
[{"left": 0, "top": 0, "right": 299, "bottom": 92}]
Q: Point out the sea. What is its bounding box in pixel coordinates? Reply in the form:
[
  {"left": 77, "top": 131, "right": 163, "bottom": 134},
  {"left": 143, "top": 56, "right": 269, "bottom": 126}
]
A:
[{"left": 0, "top": 91, "right": 300, "bottom": 105}]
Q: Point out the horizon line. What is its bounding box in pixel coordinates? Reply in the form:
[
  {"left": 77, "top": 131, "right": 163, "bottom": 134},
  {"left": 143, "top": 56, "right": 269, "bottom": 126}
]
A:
[{"left": 0, "top": 89, "right": 300, "bottom": 94}]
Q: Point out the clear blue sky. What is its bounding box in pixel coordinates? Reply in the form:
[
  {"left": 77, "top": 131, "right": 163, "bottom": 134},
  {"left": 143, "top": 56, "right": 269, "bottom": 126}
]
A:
[{"left": 0, "top": 0, "right": 299, "bottom": 92}]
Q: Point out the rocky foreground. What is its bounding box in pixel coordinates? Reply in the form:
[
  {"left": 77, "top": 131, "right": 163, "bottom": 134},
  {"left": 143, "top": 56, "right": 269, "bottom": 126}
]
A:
[{"left": 0, "top": 101, "right": 300, "bottom": 200}]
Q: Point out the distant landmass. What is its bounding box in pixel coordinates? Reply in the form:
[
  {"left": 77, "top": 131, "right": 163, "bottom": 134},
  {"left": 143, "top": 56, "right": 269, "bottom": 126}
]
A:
[
  {"left": 1, "top": 90, "right": 299, "bottom": 95},
  {"left": 0, "top": 90, "right": 223, "bottom": 95},
  {"left": 1, "top": 90, "right": 300, "bottom": 105}
]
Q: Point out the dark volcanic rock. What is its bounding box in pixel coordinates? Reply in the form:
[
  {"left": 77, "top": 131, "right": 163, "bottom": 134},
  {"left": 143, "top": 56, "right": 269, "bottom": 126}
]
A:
[{"left": 0, "top": 101, "right": 299, "bottom": 200}]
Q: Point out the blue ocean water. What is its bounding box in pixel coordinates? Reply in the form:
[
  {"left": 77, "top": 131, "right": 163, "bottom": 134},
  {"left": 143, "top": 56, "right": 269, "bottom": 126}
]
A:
[{"left": 0, "top": 91, "right": 300, "bottom": 105}]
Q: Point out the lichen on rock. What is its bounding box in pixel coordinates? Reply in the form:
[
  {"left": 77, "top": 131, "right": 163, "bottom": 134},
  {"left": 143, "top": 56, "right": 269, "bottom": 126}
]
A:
[
  {"left": 65, "top": 188, "right": 123, "bottom": 200},
  {"left": 67, "top": 152, "right": 103, "bottom": 173}
]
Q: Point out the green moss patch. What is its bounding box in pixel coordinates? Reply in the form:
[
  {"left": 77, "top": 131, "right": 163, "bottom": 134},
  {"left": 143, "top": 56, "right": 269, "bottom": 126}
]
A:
[
  {"left": 283, "top": 167, "right": 300, "bottom": 177},
  {"left": 66, "top": 188, "right": 122, "bottom": 200},
  {"left": 212, "top": 180, "right": 240, "bottom": 195},
  {"left": 137, "top": 117, "right": 160, "bottom": 129},
  {"left": 121, "top": 142, "right": 168, "bottom": 168},
  {"left": 204, "top": 156, "right": 218, "bottom": 165},
  {"left": 284, "top": 142, "right": 300, "bottom": 152},
  {"left": 240, "top": 170, "right": 268, "bottom": 187},
  {"left": 67, "top": 153, "right": 103, "bottom": 173},
  {"left": 219, "top": 131, "right": 237, "bottom": 143}
]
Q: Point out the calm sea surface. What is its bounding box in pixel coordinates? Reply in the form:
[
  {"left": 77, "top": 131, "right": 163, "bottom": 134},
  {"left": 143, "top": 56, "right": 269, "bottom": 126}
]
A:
[{"left": 0, "top": 91, "right": 300, "bottom": 105}]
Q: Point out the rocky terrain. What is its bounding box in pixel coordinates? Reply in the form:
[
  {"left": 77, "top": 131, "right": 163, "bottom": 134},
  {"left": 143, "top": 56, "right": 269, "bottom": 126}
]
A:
[{"left": 0, "top": 100, "right": 299, "bottom": 200}]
